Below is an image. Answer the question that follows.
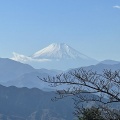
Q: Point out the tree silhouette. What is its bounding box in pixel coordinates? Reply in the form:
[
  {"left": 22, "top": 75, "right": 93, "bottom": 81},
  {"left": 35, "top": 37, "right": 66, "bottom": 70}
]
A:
[{"left": 38, "top": 68, "right": 120, "bottom": 119}]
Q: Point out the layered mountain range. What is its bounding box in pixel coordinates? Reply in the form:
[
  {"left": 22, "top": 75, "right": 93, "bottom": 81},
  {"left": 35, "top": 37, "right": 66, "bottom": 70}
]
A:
[
  {"left": 0, "top": 57, "right": 120, "bottom": 120},
  {"left": 12, "top": 43, "right": 98, "bottom": 70},
  {"left": 0, "top": 57, "right": 120, "bottom": 91},
  {"left": 0, "top": 58, "right": 62, "bottom": 91}
]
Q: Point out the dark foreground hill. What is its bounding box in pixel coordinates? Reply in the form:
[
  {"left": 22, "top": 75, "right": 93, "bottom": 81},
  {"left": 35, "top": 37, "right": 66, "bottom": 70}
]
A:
[{"left": 0, "top": 84, "right": 74, "bottom": 120}]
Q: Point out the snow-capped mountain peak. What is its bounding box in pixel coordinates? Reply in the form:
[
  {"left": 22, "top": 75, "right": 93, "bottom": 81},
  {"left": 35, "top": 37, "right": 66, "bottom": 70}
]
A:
[
  {"left": 32, "top": 43, "right": 90, "bottom": 60},
  {"left": 11, "top": 43, "right": 98, "bottom": 70}
]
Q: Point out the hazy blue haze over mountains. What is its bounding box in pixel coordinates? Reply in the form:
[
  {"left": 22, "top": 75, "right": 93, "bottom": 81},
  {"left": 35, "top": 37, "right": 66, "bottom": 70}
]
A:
[
  {"left": 0, "top": 56, "right": 120, "bottom": 120},
  {"left": 0, "top": 58, "right": 62, "bottom": 91},
  {"left": 0, "top": 58, "right": 120, "bottom": 90},
  {"left": 0, "top": 58, "right": 34, "bottom": 82}
]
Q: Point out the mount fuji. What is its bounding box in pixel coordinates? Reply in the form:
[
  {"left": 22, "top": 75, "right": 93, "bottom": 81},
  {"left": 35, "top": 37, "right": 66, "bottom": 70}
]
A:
[
  {"left": 32, "top": 43, "right": 90, "bottom": 60},
  {"left": 12, "top": 43, "right": 98, "bottom": 70}
]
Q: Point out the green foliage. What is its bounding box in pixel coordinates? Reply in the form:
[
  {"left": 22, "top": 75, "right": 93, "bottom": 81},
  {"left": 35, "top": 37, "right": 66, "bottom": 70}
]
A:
[{"left": 78, "top": 107, "right": 105, "bottom": 120}]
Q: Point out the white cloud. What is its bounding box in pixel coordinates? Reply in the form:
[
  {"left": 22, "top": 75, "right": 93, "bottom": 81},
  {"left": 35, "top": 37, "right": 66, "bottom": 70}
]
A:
[
  {"left": 113, "top": 5, "right": 120, "bottom": 9},
  {"left": 11, "top": 52, "right": 51, "bottom": 63}
]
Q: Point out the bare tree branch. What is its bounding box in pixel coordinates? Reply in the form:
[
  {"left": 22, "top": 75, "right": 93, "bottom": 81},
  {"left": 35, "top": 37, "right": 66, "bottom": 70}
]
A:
[{"left": 38, "top": 68, "right": 120, "bottom": 119}]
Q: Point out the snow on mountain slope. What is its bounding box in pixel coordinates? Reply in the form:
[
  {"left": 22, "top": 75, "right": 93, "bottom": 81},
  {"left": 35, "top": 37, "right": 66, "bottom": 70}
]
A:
[
  {"left": 32, "top": 43, "right": 91, "bottom": 60},
  {"left": 11, "top": 43, "right": 98, "bottom": 70}
]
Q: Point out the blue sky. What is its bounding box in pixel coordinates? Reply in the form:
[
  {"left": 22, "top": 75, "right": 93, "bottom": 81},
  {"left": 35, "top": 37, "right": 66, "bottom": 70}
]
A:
[{"left": 0, "top": 0, "right": 120, "bottom": 61}]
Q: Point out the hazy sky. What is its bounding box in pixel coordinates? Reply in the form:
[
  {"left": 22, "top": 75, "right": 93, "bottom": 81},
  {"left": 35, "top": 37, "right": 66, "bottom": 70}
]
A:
[{"left": 0, "top": 0, "right": 120, "bottom": 61}]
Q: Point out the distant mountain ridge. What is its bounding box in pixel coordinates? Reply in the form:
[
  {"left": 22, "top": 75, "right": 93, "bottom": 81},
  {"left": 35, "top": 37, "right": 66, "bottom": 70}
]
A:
[
  {"left": 1, "top": 58, "right": 120, "bottom": 91},
  {"left": 0, "top": 58, "right": 61, "bottom": 91},
  {"left": 0, "top": 84, "right": 74, "bottom": 120},
  {"left": 69, "top": 61, "right": 120, "bottom": 75},
  {"left": 0, "top": 58, "right": 34, "bottom": 82},
  {"left": 99, "top": 59, "right": 120, "bottom": 65},
  {"left": 11, "top": 43, "right": 98, "bottom": 70}
]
